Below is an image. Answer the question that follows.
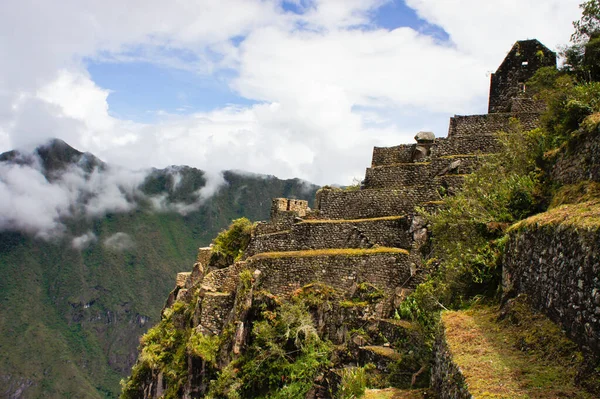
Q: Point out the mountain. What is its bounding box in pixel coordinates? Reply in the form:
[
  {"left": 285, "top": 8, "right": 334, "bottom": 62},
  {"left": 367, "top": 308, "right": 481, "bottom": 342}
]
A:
[{"left": 0, "top": 139, "right": 319, "bottom": 398}]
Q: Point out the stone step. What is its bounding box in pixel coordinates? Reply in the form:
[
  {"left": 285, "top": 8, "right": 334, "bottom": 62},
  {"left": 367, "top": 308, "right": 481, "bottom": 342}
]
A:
[
  {"left": 364, "top": 388, "right": 427, "bottom": 399},
  {"left": 246, "top": 216, "right": 412, "bottom": 256},
  {"left": 314, "top": 187, "right": 440, "bottom": 220}
]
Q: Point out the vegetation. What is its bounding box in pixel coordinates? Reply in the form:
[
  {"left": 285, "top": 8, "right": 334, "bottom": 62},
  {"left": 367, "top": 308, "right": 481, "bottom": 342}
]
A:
[
  {"left": 250, "top": 247, "right": 408, "bottom": 260},
  {"left": 338, "top": 366, "right": 370, "bottom": 399},
  {"left": 0, "top": 144, "right": 318, "bottom": 398},
  {"left": 205, "top": 297, "right": 333, "bottom": 399},
  {"left": 210, "top": 217, "right": 253, "bottom": 266},
  {"left": 442, "top": 298, "right": 591, "bottom": 398},
  {"left": 564, "top": 0, "right": 600, "bottom": 81}
]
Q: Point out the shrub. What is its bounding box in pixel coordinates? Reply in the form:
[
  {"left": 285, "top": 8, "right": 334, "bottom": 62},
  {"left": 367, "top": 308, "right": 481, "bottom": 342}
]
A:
[{"left": 210, "top": 217, "right": 253, "bottom": 267}]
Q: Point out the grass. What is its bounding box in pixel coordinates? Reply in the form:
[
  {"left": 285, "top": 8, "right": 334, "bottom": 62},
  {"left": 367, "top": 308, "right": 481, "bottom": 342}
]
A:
[
  {"left": 299, "top": 216, "right": 405, "bottom": 224},
  {"left": 549, "top": 181, "right": 600, "bottom": 208},
  {"left": 510, "top": 199, "right": 600, "bottom": 231},
  {"left": 249, "top": 247, "right": 409, "bottom": 260},
  {"left": 362, "top": 346, "right": 402, "bottom": 361},
  {"left": 442, "top": 301, "right": 591, "bottom": 398},
  {"left": 364, "top": 388, "right": 427, "bottom": 399},
  {"left": 370, "top": 162, "right": 431, "bottom": 169},
  {"left": 439, "top": 154, "right": 491, "bottom": 159}
]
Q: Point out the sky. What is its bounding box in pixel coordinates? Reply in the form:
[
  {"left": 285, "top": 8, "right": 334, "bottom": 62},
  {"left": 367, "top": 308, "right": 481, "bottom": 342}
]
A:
[{"left": 0, "top": 0, "right": 584, "bottom": 188}]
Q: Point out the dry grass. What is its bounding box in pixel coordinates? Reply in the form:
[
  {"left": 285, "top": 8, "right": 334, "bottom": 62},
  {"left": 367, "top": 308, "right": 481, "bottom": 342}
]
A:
[
  {"left": 250, "top": 247, "right": 409, "bottom": 260},
  {"left": 442, "top": 305, "right": 591, "bottom": 398},
  {"left": 299, "top": 216, "right": 405, "bottom": 224},
  {"left": 549, "top": 181, "right": 600, "bottom": 208},
  {"left": 362, "top": 346, "right": 402, "bottom": 361},
  {"left": 370, "top": 162, "right": 431, "bottom": 169},
  {"left": 510, "top": 199, "right": 600, "bottom": 231},
  {"left": 364, "top": 388, "right": 426, "bottom": 399},
  {"left": 439, "top": 154, "right": 491, "bottom": 159}
]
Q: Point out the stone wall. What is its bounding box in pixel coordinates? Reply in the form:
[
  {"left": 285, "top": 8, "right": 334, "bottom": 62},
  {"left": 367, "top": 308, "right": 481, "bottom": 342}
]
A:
[
  {"left": 371, "top": 144, "right": 415, "bottom": 167},
  {"left": 315, "top": 187, "right": 440, "bottom": 220},
  {"left": 503, "top": 223, "right": 600, "bottom": 356},
  {"left": 431, "top": 135, "right": 501, "bottom": 157},
  {"left": 363, "top": 163, "right": 433, "bottom": 189},
  {"left": 431, "top": 327, "right": 472, "bottom": 399},
  {"left": 447, "top": 113, "right": 540, "bottom": 138},
  {"left": 430, "top": 155, "right": 486, "bottom": 177},
  {"left": 248, "top": 252, "right": 412, "bottom": 297},
  {"left": 551, "top": 128, "right": 600, "bottom": 185},
  {"left": 196, "top": 292, "right": 235, "bottom": 335},
  {"left": 271, "top": 198, "right": 309, "bottom": 217},
  {"left": 247, "top": 217, "right": 413, "bottom": 256},
  {"left": 488, "top": 39, "right": 556, "bottom": 113},
  {"left": 510, "top": 98, "right": 547, "bottom": 114},
  {"left": 254, "top": 211, "right": 297, "bottom": 235}
]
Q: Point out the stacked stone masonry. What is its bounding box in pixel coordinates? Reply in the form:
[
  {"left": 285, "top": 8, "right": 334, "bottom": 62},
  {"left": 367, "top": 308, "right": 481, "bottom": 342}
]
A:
[
  {"left": 315, "top": 186, "right": 441, "bottom": 220},
  {"left": 551, "top": 128, "right": 600, "bottom": 185},
  {"left": 364, "top": 163, "right": 433, "bottom": 189},
  {"left": 431, "top": 327, "right": 472, "bottom": 399},
  {"left": 448, "top": 113, "right": 540, "bottom": 138},
  {"left": 271, "top": 198, "right": 309, "bottom": 217},
  {"left": 196, "top": 292, "right": 235, "bottom": 335},
  {"left": 431, "top": 135, "right": 501, "bottom": 157},
  {"left": 488, "top": 39, "right": 556, "bottom": 113},
  {"left": 247, "top": 217, "right": 412, "bottom": 256},
  {"left": 503, "top": 224, "right": 600, "bottom": 356},
  {"left": 248, "top": 252, "right": 412, "bottom": 297},
  {"left": 371, "top": 144, "right": 415, "bottom": 167}
]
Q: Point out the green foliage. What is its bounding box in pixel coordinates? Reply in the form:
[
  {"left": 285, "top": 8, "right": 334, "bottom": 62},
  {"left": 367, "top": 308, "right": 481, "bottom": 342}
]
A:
[
  {"left": 565, "top": 1, "right": 600, "bottom": 81},
  {"left": 412, "top": 122, "right": 541, "bottom": 318},
  {"left": 207, "top": 299, "right": 332, "bottom": 399},
  {"left": 572, "top": 0, "right": 600, "bottom": 43},
  {"left": 188, "top": 331, "right": 221, "bottom": 366},
  {"left": 210, "top": 217, "right": 253, "bottom": 266},
  {"left": 121, "top": 303, "right": 190, "bottom": 399},
  {"left": 337, "top": 366, "right": 369, "bottom": 399}
]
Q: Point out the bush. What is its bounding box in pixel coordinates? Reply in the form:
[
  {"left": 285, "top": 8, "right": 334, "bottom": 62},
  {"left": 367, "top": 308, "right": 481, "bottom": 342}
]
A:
[{"left": 210, "top": 217, "right": 253, "bottom": 267}]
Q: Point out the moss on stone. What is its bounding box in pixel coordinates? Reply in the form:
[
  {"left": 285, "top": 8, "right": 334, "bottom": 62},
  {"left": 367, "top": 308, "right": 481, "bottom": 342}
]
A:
[
  {"left": 299, "top": 215, "right": 405, "bottom": 224},
  {"left": 249, "top": 247, "right": 409, "bottom": 260},
  {"left": 510, "top": 199, "right": 600, "bottom": 231}
]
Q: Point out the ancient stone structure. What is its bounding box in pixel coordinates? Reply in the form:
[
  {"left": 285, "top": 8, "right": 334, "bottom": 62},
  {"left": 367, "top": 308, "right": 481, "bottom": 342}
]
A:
[
  {"left": 131, "top": 40, "right": 597, "bottom": 398},
  {"left": 488, "top": 39, "right": 556, "bottom": 113}
]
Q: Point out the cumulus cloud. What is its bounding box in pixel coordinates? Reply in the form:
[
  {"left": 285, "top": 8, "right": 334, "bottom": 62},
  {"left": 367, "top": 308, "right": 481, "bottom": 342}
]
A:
[
  {"left": 103, "top": 232, "right": 135, "bottom": 251},
  {"left": 72, "top": 231, "right": 97, "bottom": 250},
  {"left": 0, "top": 0, "right": 585, "bottom": 188}
]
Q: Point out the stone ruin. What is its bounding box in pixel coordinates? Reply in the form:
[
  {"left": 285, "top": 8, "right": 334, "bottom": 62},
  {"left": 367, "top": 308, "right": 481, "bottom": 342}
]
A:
[{"left": 133, "top": 40, "right": 600, "bottom": 398}]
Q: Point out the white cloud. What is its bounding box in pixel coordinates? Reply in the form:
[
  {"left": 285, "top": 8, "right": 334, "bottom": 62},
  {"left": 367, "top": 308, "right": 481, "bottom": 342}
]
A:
[
  {"left": 72, "top": 231, "right": 97, "bottom": 250},
  {"left": 103, "top": 232, "right": 135, "bottom": 251},
  {"left": 0, "top": 0, "right": 585, "bottom": 190}
]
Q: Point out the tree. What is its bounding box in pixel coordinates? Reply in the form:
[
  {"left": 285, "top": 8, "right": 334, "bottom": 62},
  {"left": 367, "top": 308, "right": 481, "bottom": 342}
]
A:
[{"left": 565, "top": 1, "right": 600, "bottom": 81}]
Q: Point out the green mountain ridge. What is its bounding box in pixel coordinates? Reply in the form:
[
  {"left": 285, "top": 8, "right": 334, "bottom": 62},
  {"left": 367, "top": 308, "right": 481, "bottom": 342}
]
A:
[{"left": 0, "top": 139, "right": 319, "bottom": 398}]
